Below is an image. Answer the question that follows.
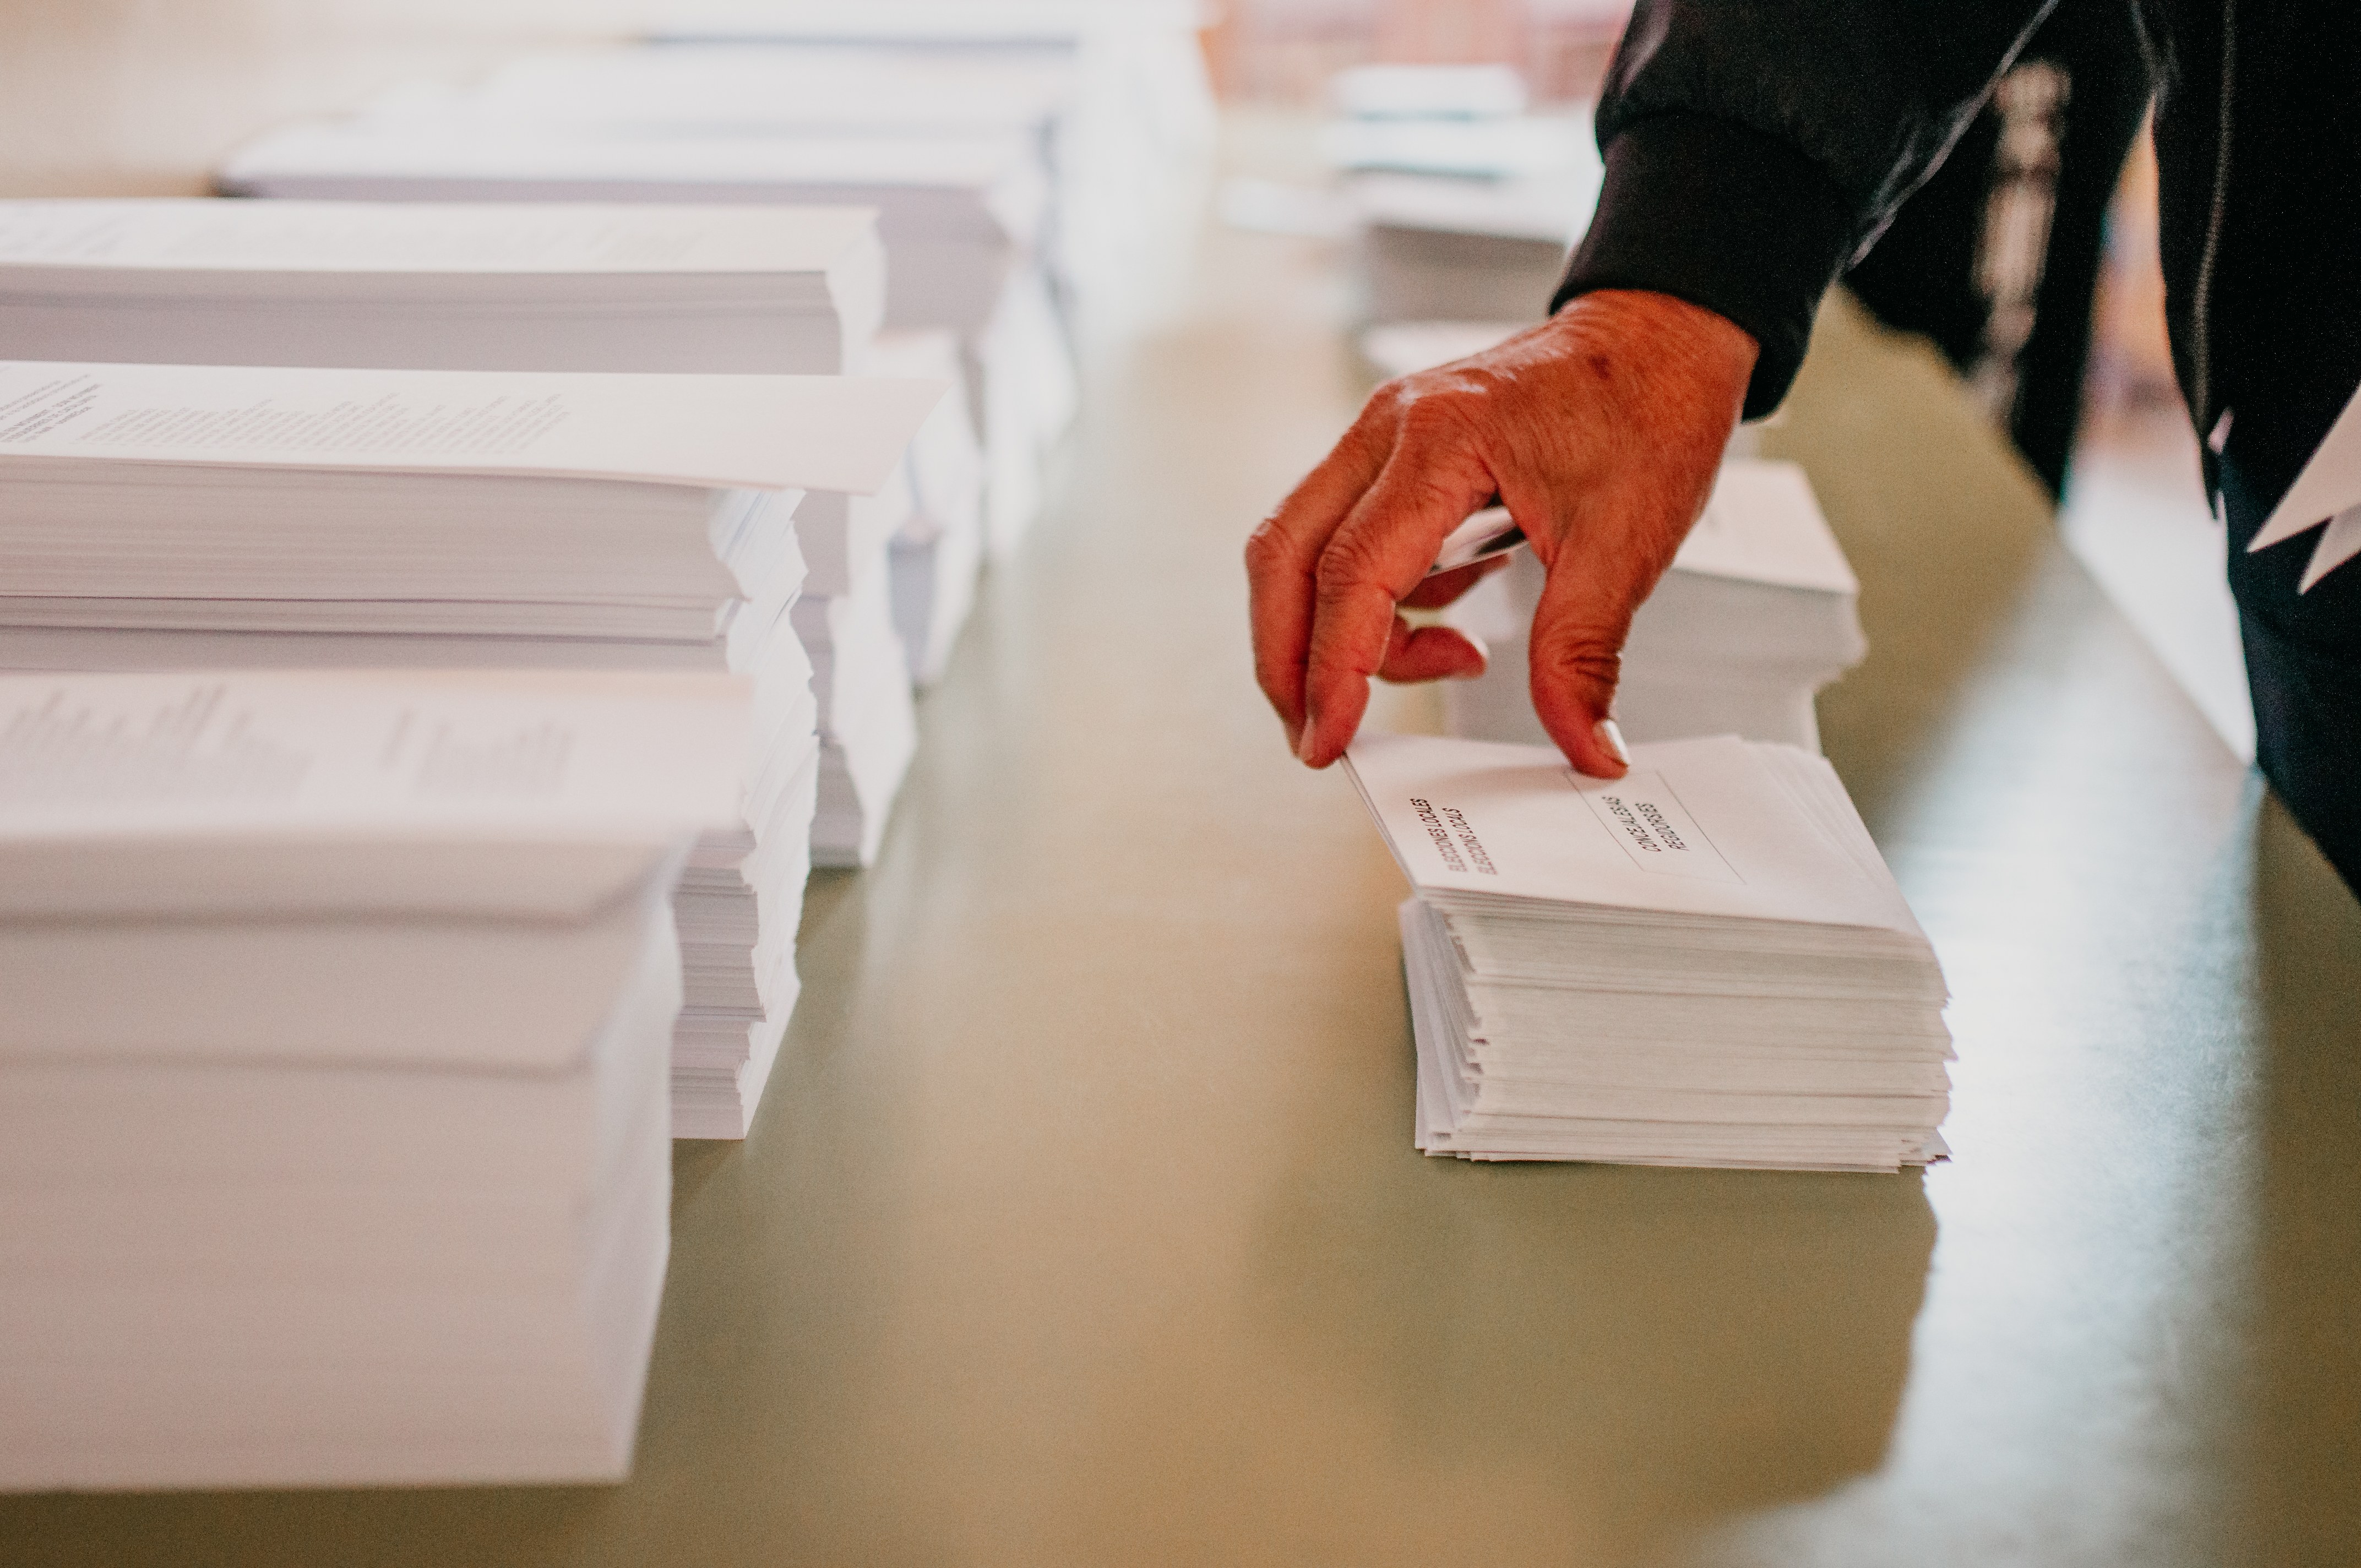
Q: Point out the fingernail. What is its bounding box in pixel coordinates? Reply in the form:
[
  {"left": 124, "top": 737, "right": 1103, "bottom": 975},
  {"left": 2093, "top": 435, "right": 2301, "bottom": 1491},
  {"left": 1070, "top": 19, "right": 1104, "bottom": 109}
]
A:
[
  {"left": 1595, "top": 718, "right": 1631, "bottom": 766},
  {"left": 1297, "top": 713, "right": 1321, "bottom": 764}
]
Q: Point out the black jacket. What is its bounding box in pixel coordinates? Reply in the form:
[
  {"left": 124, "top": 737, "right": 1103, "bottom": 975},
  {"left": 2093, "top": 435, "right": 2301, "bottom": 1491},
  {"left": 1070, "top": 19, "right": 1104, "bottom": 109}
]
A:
[{"left": 1555, "top": 0, "right": 2361, "bottom": 509}]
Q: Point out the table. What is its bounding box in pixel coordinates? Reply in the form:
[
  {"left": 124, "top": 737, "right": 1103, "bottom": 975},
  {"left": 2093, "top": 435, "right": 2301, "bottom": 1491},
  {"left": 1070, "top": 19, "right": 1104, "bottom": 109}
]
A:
[{"left": 3, "top": 189, "right": 2355, "bottom": 1568}]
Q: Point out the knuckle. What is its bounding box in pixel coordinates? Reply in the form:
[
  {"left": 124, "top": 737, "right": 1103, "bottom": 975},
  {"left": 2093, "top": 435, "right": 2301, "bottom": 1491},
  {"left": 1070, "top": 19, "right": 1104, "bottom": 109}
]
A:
[
  {"left": 1313, "top": 530, "right": 1389, "bottom": 597},
  {"left": 1533, "top": 634, "right": 1623, "bottom": 693},
  {"left": 1392, "top": 391, "right": 1472, "bottom": 446},
  {"left": 1242, "top": 520, "right": 1287, "bottom": 575}
]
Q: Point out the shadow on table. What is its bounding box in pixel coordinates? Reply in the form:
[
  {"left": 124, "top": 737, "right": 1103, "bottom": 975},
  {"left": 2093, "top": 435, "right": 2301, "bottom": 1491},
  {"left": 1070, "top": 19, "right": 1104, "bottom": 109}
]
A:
[{"left": 1248, "top": 1135, "right": 1938, "bottom": 1564}]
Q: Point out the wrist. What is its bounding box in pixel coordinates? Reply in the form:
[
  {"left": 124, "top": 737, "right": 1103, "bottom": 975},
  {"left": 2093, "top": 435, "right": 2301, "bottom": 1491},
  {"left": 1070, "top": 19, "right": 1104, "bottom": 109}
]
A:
[{"left": 1544, "top": 290, "right": 1758, "bottom": 438}]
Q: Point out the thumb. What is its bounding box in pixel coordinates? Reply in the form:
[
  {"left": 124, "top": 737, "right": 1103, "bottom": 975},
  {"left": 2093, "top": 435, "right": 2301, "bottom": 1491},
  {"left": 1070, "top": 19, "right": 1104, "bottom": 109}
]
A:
[{"left": 1526, "top": 547, "right": 1648, "bottom": 778}]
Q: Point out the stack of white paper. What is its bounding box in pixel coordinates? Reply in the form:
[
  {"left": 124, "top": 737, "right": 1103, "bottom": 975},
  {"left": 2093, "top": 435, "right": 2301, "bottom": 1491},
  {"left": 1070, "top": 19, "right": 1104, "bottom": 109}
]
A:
[
  {"left": 456, "top": 45, "right": 1074, "bottom": 144},
  {"left": 0, "top": 360, "right": 940, "bottom": 1138},
  {"left": 1360, "top": 318, "right": 1534, "bottom": 382},
  {"left": 0, "top": 668, "right": 747, "bottom": 1488},
  {"left": 215, "top": 115, "right": 1069, "bottom": 554},
  {"left": 0, "top": 198, "right": 969, "bottom": 875},
  {"left": 0, "top": 199, "right": 884, "bottom": 374},
  {"left": 217, "top": 121, "right": 1048, "bottom": 340},
  {"left": 1441, "top": 461, "right": 1867, "bottom": 753},
  {"left": 1319, "top": 72, "right": 1600, "bottom": 328},
  {"left": 877, "top": 329, "right": 988, "bottom": 687},
  {"left": 1342, "top": 166, "right": 1600, "bottom": 325},
  {"left": 656, "top": 0, "right": 1209, "bottom": 46},
  {"left": 1344, "top": 730, "right": 1952, "bottom": 1172},
  {"left": 1321, "top": 115, "right": 1596, "bottom": 183},
  {"left": 435, "top": 45, "right": 1075, "bottom": 551},
  {"left": 650, "top": 0, "right": 1220, "bottom": 330},
  {"left": 1329, "top": 64, "right": 1530, "bottom": 121}
]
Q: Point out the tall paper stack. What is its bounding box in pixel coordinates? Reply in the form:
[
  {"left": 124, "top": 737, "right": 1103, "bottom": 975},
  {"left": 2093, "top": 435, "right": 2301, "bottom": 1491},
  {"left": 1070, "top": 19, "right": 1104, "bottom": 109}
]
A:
[
  {"left": 0, "top": 669, "right": 747, "bottom": 1488},
  {"left": 876, "top": 329, "right": 988, "bottom": 687},
  {"left": 1318, "top": 63, "right": 1600, "bottom": 328},
  {"left": 1345, "top": 730, "right": 1953, "bottom": 1172},
  {"left": 1440, "top": 462, "right": 1868, "bottom": 753},
  {"left": 0, "top": 199, "right": 947, "bottom": 1047},
  {"left": 0, "top": 360, "right": 939, "bottom": 1137},
  {"left": 0, "top": 199, "right": 884, "bottom": 374},
  {"left": 215, "top": 109, "right": 1065, "bottom": 554},
  {"left": 648, "top": 0, "right": 1220, "bottom": 329},
  {"left": 449, "top": 43, "right": 1082, "bottom": 556}
]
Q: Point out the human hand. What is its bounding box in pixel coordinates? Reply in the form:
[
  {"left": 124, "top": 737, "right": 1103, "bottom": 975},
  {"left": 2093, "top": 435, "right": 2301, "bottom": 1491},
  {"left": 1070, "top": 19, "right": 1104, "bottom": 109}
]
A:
[{"left": 1244, "top": 288, "right": 1758, "bottom": 776}]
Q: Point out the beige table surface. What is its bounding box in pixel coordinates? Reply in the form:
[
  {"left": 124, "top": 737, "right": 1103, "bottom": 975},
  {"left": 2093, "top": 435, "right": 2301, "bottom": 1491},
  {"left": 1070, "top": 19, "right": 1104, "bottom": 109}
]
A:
[{"left": 4, "top": 166, "right": 2359, "bottom": 1567}]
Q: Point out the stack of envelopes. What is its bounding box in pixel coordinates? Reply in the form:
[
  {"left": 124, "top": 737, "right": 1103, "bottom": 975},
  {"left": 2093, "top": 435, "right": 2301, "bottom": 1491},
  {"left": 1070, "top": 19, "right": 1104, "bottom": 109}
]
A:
[
  {"left": 1442, "top": 461, "right": 1868, "bottom": 753},
  {"left": 1345, "top": 731, "right": 1953, "bottom": 1173}
]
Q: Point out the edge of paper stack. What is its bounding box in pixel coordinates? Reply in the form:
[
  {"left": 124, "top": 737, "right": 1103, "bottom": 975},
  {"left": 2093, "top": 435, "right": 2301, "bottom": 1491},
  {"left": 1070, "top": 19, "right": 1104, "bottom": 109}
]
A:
[{"left": 1346, "top": 731, "right": 1954, "bottom": 1173}]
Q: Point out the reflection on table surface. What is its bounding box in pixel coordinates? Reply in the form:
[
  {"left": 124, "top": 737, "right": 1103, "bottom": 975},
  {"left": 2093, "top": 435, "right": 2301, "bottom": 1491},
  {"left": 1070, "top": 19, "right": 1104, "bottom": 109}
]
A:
[{"left": 2, "top": 141, "right": 2357, "bottom": 1568}]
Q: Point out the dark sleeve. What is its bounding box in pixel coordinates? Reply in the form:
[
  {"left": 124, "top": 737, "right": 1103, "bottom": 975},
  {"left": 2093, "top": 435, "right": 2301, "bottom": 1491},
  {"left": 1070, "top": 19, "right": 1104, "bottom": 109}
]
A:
[{"left": 1554, "top": 0, "right": 2062, "bottom": 418}]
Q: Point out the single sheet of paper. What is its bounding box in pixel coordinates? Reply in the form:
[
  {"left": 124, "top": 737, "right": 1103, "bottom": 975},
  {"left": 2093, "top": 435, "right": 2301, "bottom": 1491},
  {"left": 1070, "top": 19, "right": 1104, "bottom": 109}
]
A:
[
  {"left": 1342, "top": 730, "right": 1911, "bottom": 932},
  {"left": 0, "top": 361, "right": 942, "bottom": 494},
  {"left": 0, "top": 669, "right": 748, "bottom": 843},
  {"left": 0, "top": 199, "right": 876, "bottom": 275}
]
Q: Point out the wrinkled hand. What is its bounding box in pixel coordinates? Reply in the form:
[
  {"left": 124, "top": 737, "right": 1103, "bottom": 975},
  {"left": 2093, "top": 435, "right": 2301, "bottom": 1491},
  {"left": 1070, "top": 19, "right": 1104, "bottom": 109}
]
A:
[{"left": 1245, "top": 289, "right": 1758, "bottom": 777}]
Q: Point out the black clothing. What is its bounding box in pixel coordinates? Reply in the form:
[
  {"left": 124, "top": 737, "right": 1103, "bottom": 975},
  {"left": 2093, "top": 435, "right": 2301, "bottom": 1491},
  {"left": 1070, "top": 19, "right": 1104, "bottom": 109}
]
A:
[
  {"left": 1845, "top": 0, "right": 2153, "bottom": 499},
  {"left": 1555, "top": 0, "right": 2361, "bottom": 890}
]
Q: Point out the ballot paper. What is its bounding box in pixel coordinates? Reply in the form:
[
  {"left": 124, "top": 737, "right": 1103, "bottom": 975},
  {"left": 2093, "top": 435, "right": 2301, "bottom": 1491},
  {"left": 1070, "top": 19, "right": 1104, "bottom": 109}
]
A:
[
  {"left": 2245, "top": 380, "right": 2361, "bottom": 591},
  {"left": 1320, "top": 116, "right": 1595, "bottom": 181},
  {"left": 1441, "top": 461, "right": 1867, "bottom": 752},
  {"left": 0, "top": 359, "right": 932, "bottom": 492},
  {"left": 454, "top": 45, "right": 1074, "bottom": 141},
  {"left": 209, "top": 117, "right": 1067, "bottom": 549},
  {"left": 876, "top": 329, "right": 987, "bottom": 685},
  {"left": 1345, "top": 729, "right": 1952, "bottom": 1172},
  {"left": 655, "top": 0, "right": 1208, "bottom": 44},
  {"left": 0, "top": 359, "right": 942, "bottom": 1141},
  {"left": 1341, "top": 163, "right": 1598, "bottom": 325},
  {"left": 215, "top": 121, "right": 1051, "bottom": 339},
  {"left": 793, "top": 558, "right": 921, "bottom": 866},
  {"left": 0, "top": 669, "right": 745, "bottom": 1490},
  {"left": 0, "top": 199, "right": 886, "bottom": 375},
  {"left": 1362, "top": 320, "right": 1533, "bottom": 382},
  {"left": 1330, "top": 64, "right": 1529, "bottom": 121},
  {"left": 0, "top": 195, "right": 974, "bottom": 880}
]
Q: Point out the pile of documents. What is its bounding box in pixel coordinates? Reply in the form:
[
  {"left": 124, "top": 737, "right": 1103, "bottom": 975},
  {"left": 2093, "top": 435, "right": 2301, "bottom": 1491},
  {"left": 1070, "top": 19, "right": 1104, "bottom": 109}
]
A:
[
  {"left": 1441, "top": 461, "right": 1868, "bottom": 753},
  {"left": 1360, "top": 318, "right": 1532, "bottom": 382},
  {"left": 215, "top": 120, "right": 1048, "bottom": 340},
  {"left": 1345, "top": 730, "right": 1953, "bottom": 1172},
  {"left": 649, "top": 0, "right": 1220, "bottom": 326},
  {"left": 0, "top": 669, "right": 747, "bottom": 1488},
  {"left": 0, "top": 197, "right": 961, "bottom": 1066},
  {"left": 877, "top": 329, "right": 988, "bottom": 686},
  {"left": 0, "top": 359, "right": 939, "bottom": 1137},
  {"left": 1345, "top": 172, "right": 1598, "bottom": 325},
  {"left": 1318, "top": 64, "right": 1603, "bottom": 326},
  {"left": 0, "top": 198, "right": 884, "bottom": 374},
  {"left": 215, "top": 79, "right": 1072, "bottom": 554}
]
